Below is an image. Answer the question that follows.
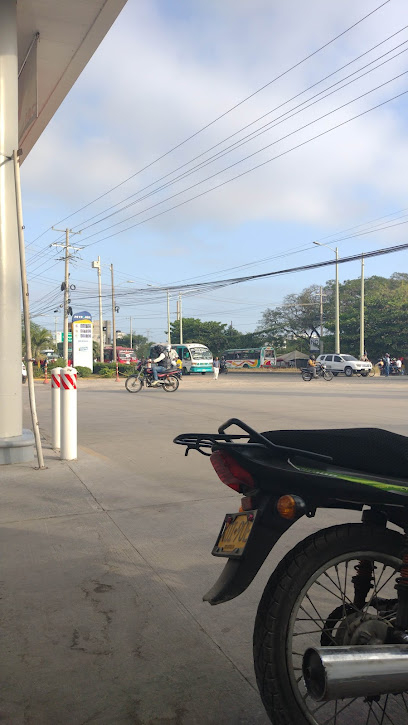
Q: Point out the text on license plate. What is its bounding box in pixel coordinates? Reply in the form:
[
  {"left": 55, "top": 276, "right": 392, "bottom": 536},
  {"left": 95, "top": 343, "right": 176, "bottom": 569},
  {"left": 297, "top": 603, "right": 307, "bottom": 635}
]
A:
[{"left": 212, "top": 511, "right": 257, "bottom": 558}]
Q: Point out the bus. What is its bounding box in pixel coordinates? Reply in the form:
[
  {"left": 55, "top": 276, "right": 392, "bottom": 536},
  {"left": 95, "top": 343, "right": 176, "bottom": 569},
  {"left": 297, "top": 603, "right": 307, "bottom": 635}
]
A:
[
  {"left": 104, "top": 346, "right": 138, "bottom": 364},
  {"left": 172, "top": 343, "right": 213, "bottom": 374},
  {"left": 222, "top": 346, "right": 276, "bottom": 369}
]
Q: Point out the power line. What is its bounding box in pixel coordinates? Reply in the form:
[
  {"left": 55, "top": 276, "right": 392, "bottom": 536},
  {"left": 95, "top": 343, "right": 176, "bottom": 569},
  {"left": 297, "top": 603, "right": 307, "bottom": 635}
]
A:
[
  {"left": 70, "top": 29, "right": 408, "bottom": 235},
  {"left": 27, "top": 0, "right": 391, "bottom": 249},
  {"left": 79, "top": 83, "right": 408, "bottom": 248}
]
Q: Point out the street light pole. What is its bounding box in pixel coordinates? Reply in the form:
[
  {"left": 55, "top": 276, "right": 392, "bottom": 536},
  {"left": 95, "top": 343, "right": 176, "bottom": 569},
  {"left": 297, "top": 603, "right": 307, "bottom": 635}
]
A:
[
  {"left": 110, "top": 264, "right": 116, "bottom": 363},
  {"left": 360, "top": 255, "right": 365, "bottom": 359},
  {"left": 92, "top": 257, "right": 103, "bottom": 362},
  {"left": 130, "top": 316, "right": 132, "bottom": 350},
  {"left": 313, "top": 241, "right": 340, "bottom": 354}
]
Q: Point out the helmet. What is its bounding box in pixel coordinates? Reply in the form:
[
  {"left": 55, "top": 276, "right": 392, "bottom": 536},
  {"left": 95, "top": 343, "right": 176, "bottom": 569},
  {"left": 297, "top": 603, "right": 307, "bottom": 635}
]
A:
[
  {"left": 166, "top": 345, "right": 171, "bottom": 351},
  {"left": 310, "top": 354, "right": 316, "bottom": 360}
]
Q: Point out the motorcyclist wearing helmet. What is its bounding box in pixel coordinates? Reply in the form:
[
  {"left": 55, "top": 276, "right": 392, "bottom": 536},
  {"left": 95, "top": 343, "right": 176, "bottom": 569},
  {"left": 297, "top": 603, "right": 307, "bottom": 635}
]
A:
[
  {"left": 152, "top": 345, "right": 172, "bottom": 385},
  {"left": 307, "top": 353, "right": 318, "bottom": 378}
]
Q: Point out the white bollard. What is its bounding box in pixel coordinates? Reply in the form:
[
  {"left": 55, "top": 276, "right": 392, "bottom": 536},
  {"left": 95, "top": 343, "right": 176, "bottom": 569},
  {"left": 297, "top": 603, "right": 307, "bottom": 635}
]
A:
[
  {"left": 60, "top": 367, "right": 77, "bottom": 460},
  {"left": 51, "top": 366, "right": 61, "bottom": 449}
]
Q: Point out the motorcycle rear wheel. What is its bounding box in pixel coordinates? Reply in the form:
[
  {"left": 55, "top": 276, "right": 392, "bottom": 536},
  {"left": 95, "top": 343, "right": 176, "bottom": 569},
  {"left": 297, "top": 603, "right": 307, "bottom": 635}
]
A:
[
  {"left": 125, "top": 375, "right": 142, "bottom": 393},
  {"left": 302, "top": 371, "right": 312, "bottom": 381},
  {"left": 162, "top": 375, "right": 179, "bottom": 392},
  {"left": 253, "top": 523, "right": 404, "bottom": 725}
]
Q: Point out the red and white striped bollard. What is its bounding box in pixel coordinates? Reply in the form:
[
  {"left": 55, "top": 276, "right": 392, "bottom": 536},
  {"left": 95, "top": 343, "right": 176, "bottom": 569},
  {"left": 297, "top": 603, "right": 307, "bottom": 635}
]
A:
[
  {"left": 60, "top": 366, "right": 77, "bottom": 460},
  {"left": 51, "top": 367, "right": 61, "bottom": 449}
]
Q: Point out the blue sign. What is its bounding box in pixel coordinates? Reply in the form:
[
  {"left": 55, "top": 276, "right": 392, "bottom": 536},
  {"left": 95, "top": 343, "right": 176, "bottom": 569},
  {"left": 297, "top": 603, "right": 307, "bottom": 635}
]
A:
[{"left": 72, "top": 310, "right": 92, "bottom": 323}]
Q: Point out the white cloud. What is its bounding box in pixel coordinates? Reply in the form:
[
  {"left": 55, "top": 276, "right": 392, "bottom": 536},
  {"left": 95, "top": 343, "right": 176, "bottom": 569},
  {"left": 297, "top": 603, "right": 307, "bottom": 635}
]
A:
[{"left": 21, "top": 0, "right": 408, "bottom": 298}]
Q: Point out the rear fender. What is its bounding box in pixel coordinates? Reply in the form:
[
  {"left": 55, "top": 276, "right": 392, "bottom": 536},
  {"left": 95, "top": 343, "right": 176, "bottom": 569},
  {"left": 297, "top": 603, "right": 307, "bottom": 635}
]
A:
[{"left": 203, "top": 497, "right": 301, "bottom": 605}]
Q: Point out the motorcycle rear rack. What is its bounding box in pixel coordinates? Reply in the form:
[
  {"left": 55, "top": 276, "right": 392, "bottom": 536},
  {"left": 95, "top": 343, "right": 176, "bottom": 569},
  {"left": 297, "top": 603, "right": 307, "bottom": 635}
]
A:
[{"left": 174, "top": 417, "right": 332, "bottom": 463}]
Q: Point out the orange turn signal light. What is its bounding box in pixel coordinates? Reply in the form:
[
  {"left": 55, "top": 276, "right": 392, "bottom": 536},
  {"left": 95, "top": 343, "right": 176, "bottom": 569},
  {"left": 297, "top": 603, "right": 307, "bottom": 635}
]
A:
[{"left": 276, "top": 494, "right": 306, "bottom": 520}]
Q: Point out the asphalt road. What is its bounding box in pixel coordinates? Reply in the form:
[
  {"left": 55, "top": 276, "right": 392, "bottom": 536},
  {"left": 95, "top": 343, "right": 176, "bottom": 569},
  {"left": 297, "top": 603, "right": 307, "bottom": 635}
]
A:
[{"left": 13, "top": 373, "right": 408, "bottom": 725}]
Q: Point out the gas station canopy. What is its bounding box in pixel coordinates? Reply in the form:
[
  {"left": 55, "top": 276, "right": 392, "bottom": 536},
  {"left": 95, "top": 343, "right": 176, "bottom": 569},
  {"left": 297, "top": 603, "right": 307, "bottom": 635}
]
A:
[{"left": 17, "top": 0, "right": 128, "bottom": 161}]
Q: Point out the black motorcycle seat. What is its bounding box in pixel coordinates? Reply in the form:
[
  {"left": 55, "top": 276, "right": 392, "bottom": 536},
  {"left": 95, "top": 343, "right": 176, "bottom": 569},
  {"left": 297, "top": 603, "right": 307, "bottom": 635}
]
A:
[{"left": 260, "top": 427, "right": 408, "bottom": 480}]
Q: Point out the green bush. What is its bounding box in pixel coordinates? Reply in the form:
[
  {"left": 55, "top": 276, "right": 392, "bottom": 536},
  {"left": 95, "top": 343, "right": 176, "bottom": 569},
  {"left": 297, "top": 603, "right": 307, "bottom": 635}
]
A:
[
  {"left": 93, "top": 362, "right": 135, "bottom": 375},
  {"left": 75, "top": 366, "right": 92, "bottom": 377},
  {"left": 48, "top": 358, "right": 66, "bottom": 370},
  {"left": 98, "top": 366, "right": 115, "bottom": 378}
]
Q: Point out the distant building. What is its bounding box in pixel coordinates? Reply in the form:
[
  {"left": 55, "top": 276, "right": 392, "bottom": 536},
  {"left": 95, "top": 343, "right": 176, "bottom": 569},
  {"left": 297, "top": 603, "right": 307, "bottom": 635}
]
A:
[{"left": 93, "top": 320, "right": 112, "bottom": 345}]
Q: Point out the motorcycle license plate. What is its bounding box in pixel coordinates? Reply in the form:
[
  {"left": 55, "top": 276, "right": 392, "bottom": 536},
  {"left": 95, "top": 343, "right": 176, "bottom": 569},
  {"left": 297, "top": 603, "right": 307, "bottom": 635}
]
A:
[{"left": 212, "top": 511, "right": 257, "bottom": 558}]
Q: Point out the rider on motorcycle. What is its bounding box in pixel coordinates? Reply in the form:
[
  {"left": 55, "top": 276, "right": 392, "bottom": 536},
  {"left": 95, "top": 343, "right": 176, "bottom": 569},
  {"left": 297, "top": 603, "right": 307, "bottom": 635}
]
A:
[
  {"left": 152, "top": 345, "right": 172, "bottom": 386},
  {"left": 307, "top": 353, "right": 318, "bottom": 378}
]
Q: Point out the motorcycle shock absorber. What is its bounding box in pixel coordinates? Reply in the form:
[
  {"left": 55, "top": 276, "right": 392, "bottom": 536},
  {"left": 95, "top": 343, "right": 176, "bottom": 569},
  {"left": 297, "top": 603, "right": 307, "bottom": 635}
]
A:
[{"left": 352, "top": 559, "right": 374, "bottom": 610}]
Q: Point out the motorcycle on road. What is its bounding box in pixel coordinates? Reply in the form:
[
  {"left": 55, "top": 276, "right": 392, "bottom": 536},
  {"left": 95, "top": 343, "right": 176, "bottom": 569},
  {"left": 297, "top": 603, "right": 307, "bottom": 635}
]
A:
[
  {"left": 126, "top": 360, "right": 180, "bottom": 393},
  {"left": 174, "top": 419, "right": 408, "bottom": 725},
  {"left": 302, "top": 363, "right": 333, "bottom": 381}
]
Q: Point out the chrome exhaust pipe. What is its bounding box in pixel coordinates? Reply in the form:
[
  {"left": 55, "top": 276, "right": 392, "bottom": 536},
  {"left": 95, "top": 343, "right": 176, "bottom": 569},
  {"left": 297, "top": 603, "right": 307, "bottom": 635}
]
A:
[{"left": 303, "top": 645, "right": 408, "bottom": 701}]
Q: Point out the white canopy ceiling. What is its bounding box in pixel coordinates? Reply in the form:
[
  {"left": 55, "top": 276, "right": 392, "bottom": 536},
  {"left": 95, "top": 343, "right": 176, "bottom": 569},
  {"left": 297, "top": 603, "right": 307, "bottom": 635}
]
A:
[{"left": 17, "top": 0, "right": 127, "bottom": 161}]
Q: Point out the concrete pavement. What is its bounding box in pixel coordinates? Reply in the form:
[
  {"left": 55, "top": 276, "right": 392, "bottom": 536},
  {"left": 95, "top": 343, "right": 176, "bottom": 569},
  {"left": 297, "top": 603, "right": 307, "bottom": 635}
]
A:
[{"left": 1, "top": 374, "right": 407, "bottom": 724}]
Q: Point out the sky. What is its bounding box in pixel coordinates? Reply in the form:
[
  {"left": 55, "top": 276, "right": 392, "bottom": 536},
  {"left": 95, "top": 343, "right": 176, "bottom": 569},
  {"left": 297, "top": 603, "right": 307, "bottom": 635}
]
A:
[{"left": 21, "top": 0, "right": 408, "bottom": 343}]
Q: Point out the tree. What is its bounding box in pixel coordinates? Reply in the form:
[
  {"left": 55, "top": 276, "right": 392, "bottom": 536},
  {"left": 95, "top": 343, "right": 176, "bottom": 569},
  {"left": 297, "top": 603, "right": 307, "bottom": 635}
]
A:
[
  {"left": 257, "top": 285, "right": 323, "bottom": 348},
  {"left": 115, "top": 334, "right": 154, "bottom": 360},
  {"left": 169, "top": 318, "right": 267, "bottom": 355},
  {"left": 22, "top": 322, "right": 54, "bottom": 361}
]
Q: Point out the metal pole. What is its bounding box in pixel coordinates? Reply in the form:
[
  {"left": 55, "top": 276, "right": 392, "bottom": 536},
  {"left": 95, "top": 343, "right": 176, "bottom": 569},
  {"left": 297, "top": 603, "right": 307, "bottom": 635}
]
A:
[
  {"left": 63, "top": 230, "right": 69, "bottom": 363},
  {"left": 130, "top": 316, "right": 132, "bottom": 350},
  {"left": 335, "top": 247, "right": 340, "bottom": 354},
  {"left": 167, "top": 289, "right": 171, "bottom": 344},
  {"left": 13, "top": 150, "right": 44, "bottom": 468},
  {"left": 319, "top": 286, "right": 323, "bottom": 354},
  {"left": 55, "top": 316, "right": 58, "bottom": 346},
  {"left": 92, "top": 257, "right": 104, "bottom": 362},
  {"left": 0, "top": 1, "right": 23, "bottom": 446},
  {"left": 110, "top": 263, "right": 116, "bottom": 363},
  {"left": 360, "top": 255, "right": 365, "bottom": 359},
  {"left": 179, "top": 292, "right": 183, "bottom": 344}
]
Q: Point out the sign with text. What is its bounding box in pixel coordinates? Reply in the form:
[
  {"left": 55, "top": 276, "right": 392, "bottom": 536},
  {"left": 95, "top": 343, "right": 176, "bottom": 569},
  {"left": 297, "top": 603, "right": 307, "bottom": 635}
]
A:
[{"left": 72, "top": 311, "right": 93, "bottom": 371}]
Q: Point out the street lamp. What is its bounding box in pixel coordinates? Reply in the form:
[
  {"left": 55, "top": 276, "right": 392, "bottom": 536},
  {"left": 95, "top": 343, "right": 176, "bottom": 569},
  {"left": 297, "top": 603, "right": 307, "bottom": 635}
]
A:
[{"left": 313, "top": 241, "right": 340, "bottom": 354}]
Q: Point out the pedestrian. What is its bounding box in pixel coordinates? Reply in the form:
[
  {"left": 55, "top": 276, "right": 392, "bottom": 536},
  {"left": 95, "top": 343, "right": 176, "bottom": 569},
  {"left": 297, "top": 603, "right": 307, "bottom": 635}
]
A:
[
  {"left": 383, "top": 353, "right": 391, "bottom": 377},
  {"left": 213, "top": 356, "right": 220, "bottom": 380},
  {"left": 395, "top": 357, "right": 402, "bottom": 374}
]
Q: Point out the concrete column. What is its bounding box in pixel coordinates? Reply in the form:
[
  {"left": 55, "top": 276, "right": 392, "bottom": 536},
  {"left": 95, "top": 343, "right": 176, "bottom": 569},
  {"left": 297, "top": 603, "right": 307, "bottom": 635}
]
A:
[{"left": 0, "top": 1, "right": 33, "bottom": 463}]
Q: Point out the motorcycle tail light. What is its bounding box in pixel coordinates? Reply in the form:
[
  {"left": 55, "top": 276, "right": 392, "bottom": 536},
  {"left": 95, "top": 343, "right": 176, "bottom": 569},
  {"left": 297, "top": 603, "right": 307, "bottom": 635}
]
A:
[{"left": 210, "top": 450, "right": 255, "bottom": 493}]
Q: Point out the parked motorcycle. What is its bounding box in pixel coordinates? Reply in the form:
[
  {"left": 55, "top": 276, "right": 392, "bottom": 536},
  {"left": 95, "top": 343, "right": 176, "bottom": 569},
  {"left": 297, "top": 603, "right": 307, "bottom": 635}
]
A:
[
  {"left": 174, "top": 418, "right": 408, "bottom": 724},
  {"left": 302, "top": 363, "right": 333, "bottom": 381},
  {"left": 125, "top": 360, "right": 180, "bottom": 393}
]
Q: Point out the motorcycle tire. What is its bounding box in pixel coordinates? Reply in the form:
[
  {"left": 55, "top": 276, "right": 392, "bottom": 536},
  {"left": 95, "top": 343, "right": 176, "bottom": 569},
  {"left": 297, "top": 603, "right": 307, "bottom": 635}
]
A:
[
  {"left": 323, "top": 370, "right": 333, "bottom": 381},
  {"left": 162, "top": 375, "right": 179, "bottom": 393},
  {"left": 301, "top": 371, "right": 312, "bottom": 381},
  {"left": 253, "top": 523, "right": 403, "bottom": 725},
  {"left": 125, "top": 375, "right": 142, "bottom": 393}
]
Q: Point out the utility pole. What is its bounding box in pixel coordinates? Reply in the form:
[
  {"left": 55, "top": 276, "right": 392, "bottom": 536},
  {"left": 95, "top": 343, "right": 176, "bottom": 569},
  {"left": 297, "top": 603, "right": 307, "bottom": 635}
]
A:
[
  {"left": 92, "top": 257, "right": 104, "bottom": 362},
  {"left": 52, "top": 228, "right": 82, "bottom": 364},
  {"left": 179, "top": 292, "right": 183, "bottom": 344},
  {"left": 313, "top": 241, "right": 340, "bottom": 353},
  {"left": 360, "top": 255, "right": 365, "bottom": 359},
  {"left": 319, "top": 286, "right": 324, "bottom": 354},
  {"left": 334, "top": 246, "right": 340, "bottom": 354},
  {"left": 130, "top": 316, "right": 132, "bottom": 350},
  {"left": 110, "top": 263, "right": 116, "bottom": 363},
  {"left": 167, "top": 289, "right": 171, "bottom": 344}
]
